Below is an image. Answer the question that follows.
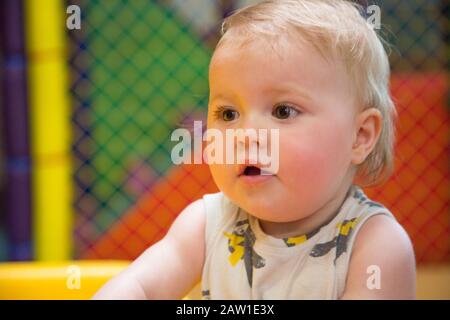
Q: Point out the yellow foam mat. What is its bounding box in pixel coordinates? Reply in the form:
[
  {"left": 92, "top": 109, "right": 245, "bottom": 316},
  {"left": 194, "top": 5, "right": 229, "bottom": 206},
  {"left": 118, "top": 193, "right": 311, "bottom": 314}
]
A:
[
  {"left": 0, "top": 261, "right": 129, "bottom": 300},
  {"left": 1, "top": 261, "right": 448, "bottom": 299},
  {"left": 416, "top": 264, "right": 450, "bottom": 300}
]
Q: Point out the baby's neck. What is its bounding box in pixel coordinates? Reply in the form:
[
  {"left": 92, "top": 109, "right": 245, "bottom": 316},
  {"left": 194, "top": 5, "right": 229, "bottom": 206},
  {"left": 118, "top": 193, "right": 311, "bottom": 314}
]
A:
[{"left": 258, "top": 184, "right": 353, "bottom": 239}]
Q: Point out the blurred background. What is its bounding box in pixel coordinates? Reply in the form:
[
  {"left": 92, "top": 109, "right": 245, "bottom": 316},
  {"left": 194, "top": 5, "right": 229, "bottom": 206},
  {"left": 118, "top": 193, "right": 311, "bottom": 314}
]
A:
[{"left": 0, "top": 0, "right": 448, "bottom": 299}]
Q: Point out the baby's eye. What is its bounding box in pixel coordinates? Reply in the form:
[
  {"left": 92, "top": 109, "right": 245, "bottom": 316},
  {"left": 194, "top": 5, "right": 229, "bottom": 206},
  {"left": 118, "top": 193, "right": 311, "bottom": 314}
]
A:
[
  {"left": 272, "top": 104, "right": 300, "bottom": 119},
  {"left": 214, "top": 107, "right": 240, "bottom": 121}
]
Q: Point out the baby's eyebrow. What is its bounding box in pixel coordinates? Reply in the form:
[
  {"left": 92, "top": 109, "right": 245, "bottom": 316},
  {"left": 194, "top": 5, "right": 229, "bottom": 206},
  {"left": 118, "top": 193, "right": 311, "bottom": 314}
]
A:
[
  {"left": 209, "top": 84, "right": 312, "bottom": 104},
  {"left": 265, "top": 85, "right": 312, "bottom": 101}
]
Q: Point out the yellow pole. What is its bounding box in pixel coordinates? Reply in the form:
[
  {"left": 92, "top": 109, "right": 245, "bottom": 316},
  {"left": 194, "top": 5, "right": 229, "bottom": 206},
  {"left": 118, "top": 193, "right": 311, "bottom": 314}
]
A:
[{"left": 26, "top": 0, "right": 72, "bottom": 260}]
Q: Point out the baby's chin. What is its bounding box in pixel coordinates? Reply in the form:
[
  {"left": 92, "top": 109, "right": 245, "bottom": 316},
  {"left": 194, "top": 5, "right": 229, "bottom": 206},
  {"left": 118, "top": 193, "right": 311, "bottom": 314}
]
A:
[{"left": 225, "top": 189, "right": 305, "bottom": 222}]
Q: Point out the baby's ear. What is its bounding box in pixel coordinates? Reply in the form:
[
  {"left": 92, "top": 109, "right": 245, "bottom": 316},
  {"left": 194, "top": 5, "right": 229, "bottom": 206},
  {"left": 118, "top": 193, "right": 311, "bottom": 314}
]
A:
[{"left": 351, "top": 108, "right": 382, "bottom": 165}]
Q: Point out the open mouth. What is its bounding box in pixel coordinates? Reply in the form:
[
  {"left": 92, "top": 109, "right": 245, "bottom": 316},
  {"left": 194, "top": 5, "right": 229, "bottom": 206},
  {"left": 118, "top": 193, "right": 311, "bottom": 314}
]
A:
[
  {"left": 240, "top": 165, "right": 274, "bottom": 176},
  {"left": 243, "top": 166, "right": 261, "bottom": 176}
]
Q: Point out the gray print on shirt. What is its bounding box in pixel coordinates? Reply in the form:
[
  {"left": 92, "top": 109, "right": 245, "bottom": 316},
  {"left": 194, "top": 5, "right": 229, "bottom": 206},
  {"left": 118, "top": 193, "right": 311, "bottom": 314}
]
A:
[
  {"left": 309, "top": 218, "right": 359, "bottom": 263},
  {"left": 353, "top": 189, "right": 384, "bottom": 208},
  {"left": 224, "top": 219, "right": 266, "bottom": 287}
]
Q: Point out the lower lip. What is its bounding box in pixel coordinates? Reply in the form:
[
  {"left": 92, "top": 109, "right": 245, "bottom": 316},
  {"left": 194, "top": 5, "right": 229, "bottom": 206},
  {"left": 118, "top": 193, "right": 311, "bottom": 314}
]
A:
[{"left": 238, "top": 174, "right": 275, "bottom": 185}]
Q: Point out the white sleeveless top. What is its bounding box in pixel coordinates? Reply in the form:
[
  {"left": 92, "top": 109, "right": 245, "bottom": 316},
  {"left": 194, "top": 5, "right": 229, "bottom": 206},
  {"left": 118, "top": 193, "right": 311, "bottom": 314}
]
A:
[{"left": 200, "top": 184, "right": 395, "bottom": 299}]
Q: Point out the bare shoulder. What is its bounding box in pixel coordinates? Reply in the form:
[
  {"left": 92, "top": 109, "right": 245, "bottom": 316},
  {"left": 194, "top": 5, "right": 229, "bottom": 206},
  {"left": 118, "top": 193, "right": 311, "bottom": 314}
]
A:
[
  {"left": 353, "top": 214, "right": 415, "bottom": 263},
  {"left": 166, "top": 198, "right": 206, "bottom": 242},
  {"left": 341, "top": 214, "right": 416, "bottom": 299}
]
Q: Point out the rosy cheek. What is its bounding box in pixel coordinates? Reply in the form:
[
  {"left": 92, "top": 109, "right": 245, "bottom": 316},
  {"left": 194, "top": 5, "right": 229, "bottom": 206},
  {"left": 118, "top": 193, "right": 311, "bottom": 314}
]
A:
[
  {"left": 278, "top": 128, "right": 349, "bottom": 187},
  {"left": 281, "top": 145, "right": 329, "bottom": 183}
]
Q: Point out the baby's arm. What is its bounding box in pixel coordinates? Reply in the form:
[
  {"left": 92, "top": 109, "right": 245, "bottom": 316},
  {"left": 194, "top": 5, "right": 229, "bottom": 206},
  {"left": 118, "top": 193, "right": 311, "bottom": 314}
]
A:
[
  {"left": 340, "top": 215, "right": 416, "bottom": 299},
  {"left": 93, "top": 199, "right": 206, "bottom": 299}
]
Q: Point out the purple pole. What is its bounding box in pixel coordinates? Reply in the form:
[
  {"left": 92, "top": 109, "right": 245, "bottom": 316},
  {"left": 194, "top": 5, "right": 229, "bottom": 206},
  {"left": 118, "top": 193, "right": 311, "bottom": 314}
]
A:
[{"left": 0, "top": 0, "right": 32, "bottom": 260}]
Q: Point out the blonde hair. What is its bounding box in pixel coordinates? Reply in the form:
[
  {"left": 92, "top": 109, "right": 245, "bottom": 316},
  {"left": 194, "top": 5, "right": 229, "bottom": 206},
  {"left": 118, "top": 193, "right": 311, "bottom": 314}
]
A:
[{"left": 216, "top": 0, "right": 397, "bottom": 187}]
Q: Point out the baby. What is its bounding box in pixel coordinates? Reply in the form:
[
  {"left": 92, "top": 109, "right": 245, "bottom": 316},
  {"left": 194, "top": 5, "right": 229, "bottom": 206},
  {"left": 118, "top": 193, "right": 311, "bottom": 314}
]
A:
[{"left": 94, "top": 0, "right": 416, "bottom": 299}]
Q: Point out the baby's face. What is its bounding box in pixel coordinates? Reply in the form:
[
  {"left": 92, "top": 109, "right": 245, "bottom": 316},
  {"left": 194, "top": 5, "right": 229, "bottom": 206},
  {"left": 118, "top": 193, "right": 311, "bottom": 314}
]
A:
[{"left": 207, "top": 37, "right": 359, "bottom": 223}]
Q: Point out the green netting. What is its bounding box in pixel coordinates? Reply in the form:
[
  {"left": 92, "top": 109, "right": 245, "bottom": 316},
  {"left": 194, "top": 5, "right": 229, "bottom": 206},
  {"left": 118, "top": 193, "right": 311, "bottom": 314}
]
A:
[{"left": 72, "top": 0, "right": 212, "bottom": 249}]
